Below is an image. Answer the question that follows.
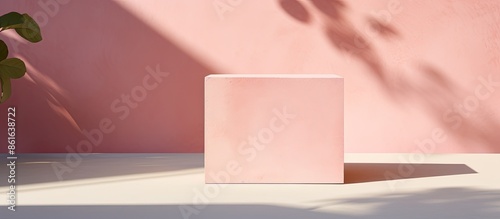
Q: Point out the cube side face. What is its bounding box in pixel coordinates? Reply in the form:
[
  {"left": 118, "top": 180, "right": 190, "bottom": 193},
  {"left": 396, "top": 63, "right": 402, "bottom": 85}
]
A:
[{"left": 205, "top": 75, "right": 344, "bottom": 183}]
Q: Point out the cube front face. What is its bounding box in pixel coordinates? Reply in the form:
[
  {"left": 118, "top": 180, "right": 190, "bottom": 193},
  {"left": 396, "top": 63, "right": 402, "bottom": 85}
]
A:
[{"left": 205, "top": 74, "right": 344, "bottom": 183}]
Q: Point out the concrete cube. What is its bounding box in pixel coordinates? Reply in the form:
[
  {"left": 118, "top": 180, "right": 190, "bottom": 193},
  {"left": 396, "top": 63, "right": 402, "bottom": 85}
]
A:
[{"left": 205, "top": 74, "right": 344, "bottom": 183}]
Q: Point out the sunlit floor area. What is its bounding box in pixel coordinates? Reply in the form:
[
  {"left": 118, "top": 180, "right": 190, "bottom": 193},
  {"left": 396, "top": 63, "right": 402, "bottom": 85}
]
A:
[{"left": 1, "top": 153, "right": 499, "bottom": 219}]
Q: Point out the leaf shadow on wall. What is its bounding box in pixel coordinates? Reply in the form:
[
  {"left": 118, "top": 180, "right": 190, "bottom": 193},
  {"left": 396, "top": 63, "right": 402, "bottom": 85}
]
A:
[{"left": 278, "top": 0, "right": 500, "bottom": 152}]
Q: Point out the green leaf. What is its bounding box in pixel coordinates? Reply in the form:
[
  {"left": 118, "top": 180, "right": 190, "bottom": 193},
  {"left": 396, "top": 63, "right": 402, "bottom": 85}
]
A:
[
  {"left": 0, "top": 40, "right": 7, "bottom": 60},
  {"left": 0, "top": 58, "right": 26, "bottom": 79},
  {"left": 15, "top": 14, "right": 42, "bottom": 43},
  {"left": 0, "top": 12, "right": 24, "bottom": 30},
  {"left": 0, "top": 74, "right": 12, "bottom": 103}
]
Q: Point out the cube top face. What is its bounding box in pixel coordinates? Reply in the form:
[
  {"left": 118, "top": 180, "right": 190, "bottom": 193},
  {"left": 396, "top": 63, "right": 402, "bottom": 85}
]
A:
[{"left": 205, "top": 74, "right": 344, "bottom": 183}]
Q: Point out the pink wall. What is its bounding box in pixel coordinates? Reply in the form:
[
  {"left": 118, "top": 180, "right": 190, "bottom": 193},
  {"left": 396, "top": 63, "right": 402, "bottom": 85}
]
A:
[{"left": 0, "top": 0, "right": 499, "bottom": 153}]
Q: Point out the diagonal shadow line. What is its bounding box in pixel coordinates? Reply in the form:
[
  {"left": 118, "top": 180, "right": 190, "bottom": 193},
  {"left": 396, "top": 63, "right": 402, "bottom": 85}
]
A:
[
  {"left": 344, "top": 163, "right": 477, "bottom": 184},
  {"left": 4, "top": 187, "right": 500, "bottom": 219},
  {"left": 0, "top": 153, "right": 204, "bottom": 187}
]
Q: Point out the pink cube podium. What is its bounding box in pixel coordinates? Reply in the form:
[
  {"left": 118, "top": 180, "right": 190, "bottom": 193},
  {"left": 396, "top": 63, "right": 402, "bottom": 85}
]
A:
[{"left": 205, "top": 74, "right": 344, "bottom": 183}]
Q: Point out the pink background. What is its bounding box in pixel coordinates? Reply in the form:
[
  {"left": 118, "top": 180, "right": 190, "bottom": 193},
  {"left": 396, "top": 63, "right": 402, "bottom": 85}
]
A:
[{"left": 0, "top": 0, "right": 499, "bottom": 153}]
